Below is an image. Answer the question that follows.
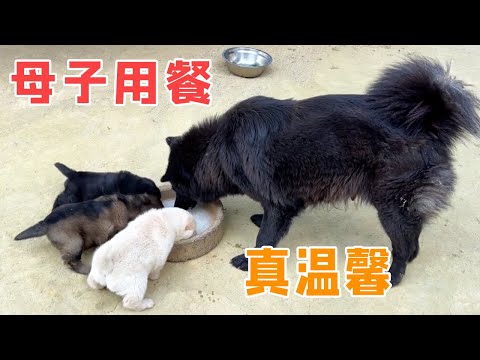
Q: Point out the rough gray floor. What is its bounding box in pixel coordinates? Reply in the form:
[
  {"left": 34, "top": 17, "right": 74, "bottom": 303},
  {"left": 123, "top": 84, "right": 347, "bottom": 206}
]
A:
[{"left": 1, "top": 45, "right": 479, "bottom": 314}]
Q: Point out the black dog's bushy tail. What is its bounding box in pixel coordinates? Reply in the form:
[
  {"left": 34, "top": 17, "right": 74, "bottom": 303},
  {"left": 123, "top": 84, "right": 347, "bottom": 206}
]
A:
[
  {"left": 367, "top": 56, "right": 480, "bottom": 144},
  {"left": 54, "top": 162, "right": 76, "bottom": 178},
  {"left": 14, "top": 221, "right": 48, "bottom": 240}
]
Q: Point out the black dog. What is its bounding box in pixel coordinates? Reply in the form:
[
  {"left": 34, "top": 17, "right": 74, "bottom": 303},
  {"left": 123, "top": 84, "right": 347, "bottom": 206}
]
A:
[
  {"left": 52, "top": 162, "right": 162, "bottom": 209},
  {"left": 161, "top": 56, "right": 480, "bottom": 286}
]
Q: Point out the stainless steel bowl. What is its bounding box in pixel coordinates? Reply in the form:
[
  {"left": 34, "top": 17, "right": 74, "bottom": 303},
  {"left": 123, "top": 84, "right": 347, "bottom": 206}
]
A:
[{"left": 222, "top": 47, "right": 273, "bottom": 78}]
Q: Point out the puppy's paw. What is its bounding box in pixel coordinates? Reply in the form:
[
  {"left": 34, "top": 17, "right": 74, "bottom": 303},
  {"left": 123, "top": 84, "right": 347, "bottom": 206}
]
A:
[
  {"left": 70, "top": 261, "right": 91, "bottom": 275},
  {"left": 87, "top": 275, "right": 105, "bottom": 289},
  {"left": 149, "top": 270, "right": 162, "bottom": 281},
  {"left": 231, "top": 254, "right": 249, "bottom": 271},
  {"left": 123, "top": 297, "right": 155, "bottom": 311},
  {"left": 142, "top": 298, "right": 155, "bottom": 310},
  {"left": 250, "top": 214, "right": 263, "bottom": 228}
]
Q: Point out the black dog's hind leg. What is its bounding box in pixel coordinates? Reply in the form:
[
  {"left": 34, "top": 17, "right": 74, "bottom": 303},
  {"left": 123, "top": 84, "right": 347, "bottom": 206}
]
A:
[
  {"left": 376, "top": 206, "right": 423, "bottom": 286},
  {"left": 232, "top": 205, "right": 301, "bottom": 271},
  {"left": 250, "top": 214, "right": 263, "bottom": 227}
]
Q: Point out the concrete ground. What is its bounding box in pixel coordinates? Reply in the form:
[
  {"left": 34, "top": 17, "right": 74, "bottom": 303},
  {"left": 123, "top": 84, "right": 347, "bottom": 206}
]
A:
[{"left": 1, "top": 45, "right": 479, "bottom": 315}]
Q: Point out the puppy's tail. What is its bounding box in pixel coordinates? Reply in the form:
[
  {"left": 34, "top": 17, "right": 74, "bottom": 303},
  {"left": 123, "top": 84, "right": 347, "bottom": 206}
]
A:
[
  {"left": 54, "top": 162, "right": 76, "bottom": 178},
  {"left": 14, "top": 221, "right": 48, "bottom": 240},
  {"left": 367, "top": 56, "right": 480, "bottom": 144}
]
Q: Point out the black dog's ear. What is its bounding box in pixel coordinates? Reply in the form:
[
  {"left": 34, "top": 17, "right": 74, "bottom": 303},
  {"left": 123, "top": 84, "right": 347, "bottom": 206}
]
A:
[
  {"left": 160, "top": 173, "right": 170, "bottom": 182},
  {"left": 166, "top": 136, "right": 179, "bottom": 147}
]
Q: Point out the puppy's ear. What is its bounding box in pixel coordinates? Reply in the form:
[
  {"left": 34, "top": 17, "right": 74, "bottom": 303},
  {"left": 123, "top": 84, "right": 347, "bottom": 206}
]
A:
[{"left": 166, "top": 136, "right": 179, "bottom": 147}]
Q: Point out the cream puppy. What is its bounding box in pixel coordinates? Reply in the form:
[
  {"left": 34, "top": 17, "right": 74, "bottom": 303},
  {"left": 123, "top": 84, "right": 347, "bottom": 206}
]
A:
[{"left": 87, "top": 207, "right": 195, "bottom": 311}]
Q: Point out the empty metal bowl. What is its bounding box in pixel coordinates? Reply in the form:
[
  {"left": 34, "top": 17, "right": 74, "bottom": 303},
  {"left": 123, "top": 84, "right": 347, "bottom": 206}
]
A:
[{"left": 222, "top": 47, "right": 273, "bottom": 78}]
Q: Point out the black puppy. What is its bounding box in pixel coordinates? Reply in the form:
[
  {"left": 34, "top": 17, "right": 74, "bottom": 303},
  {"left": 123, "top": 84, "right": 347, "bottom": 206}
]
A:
[
  {"left": 52, "top": 162, "right": 162, "bottom": 209},
  {"left": 161, "top": 56, "right": 480, "bottom": 286}
]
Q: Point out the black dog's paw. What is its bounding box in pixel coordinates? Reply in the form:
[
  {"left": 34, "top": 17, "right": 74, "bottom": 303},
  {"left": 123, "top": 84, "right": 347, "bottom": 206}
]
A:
[
  {"left": 390, "top": 271, "right": 404, "bottom": 287},
  {"left": 250, "top": 214, "right": 263, "bottom": 227},
  {"left": 389, "top": 262, "right": 406, "bottom": 287},
  {"left": 231, "top": 254, "right": 249, "bottom": 271}
]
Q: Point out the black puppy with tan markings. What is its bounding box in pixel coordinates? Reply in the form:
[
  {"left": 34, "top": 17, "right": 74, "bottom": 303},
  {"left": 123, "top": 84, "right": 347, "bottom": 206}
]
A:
[
  {"left": 15, "top": 193, "right": 163, "bottom": 274},
  {"left": 52, "top": 162, "right": 162, "bottom": 209}
]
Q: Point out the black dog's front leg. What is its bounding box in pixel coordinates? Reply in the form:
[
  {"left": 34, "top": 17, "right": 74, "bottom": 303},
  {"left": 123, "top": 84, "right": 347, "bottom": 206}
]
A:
[{"left": 231, "top": 205, "right": 299, "bottom": 271}]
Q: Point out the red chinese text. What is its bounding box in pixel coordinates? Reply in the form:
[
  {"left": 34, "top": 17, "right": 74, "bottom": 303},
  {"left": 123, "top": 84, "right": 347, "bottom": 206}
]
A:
[
  {"left": 63, "top": 59, "right": 108, "bottom": 105},
  {"left": 10, "top": 60, "right": 57, "bottom": 105},
  {"left": 165, "top": 58, "right": 212, "bottom": 106}
]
